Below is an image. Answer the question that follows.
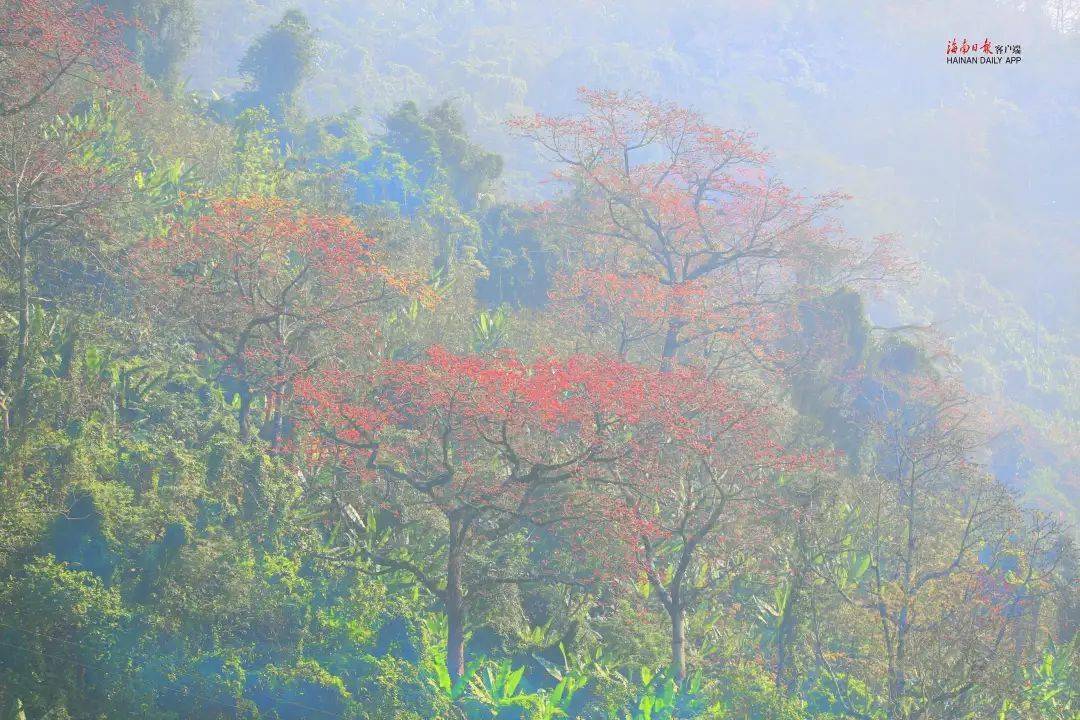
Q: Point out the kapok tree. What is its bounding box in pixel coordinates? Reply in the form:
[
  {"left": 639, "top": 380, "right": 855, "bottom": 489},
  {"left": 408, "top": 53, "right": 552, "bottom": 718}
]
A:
[
  {"left": 131, "top": 196, "right": 419, "bottom": 442},
  {"left": 582, "top": 366, "right": 825, "bottom": 681},
  {"left": 836, "top": 358, "right": 1025, "bottom": 719},
  {"left": 297, "top": 346, "right": 665, "bottom": 683},
  {"left": 511, "top": 88, "right": 901, "bottom": 371},
  {"left": 511, "top": 89, "right": 892, "bottom": 684},
  {"left": 0, "top": 104, "right": 130, "bottom": 437},
  {"left": 0, "top": 0, "right": 139, "bottom": 119},
  {"left": 0, "top": 1, "right": 140, "bottom": 437}
]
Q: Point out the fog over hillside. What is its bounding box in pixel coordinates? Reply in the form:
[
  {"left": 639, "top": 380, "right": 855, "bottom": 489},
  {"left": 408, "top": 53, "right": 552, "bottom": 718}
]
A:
[
  {"left": 5, "top": 2, "right": 1080, "bottom": 716},
  {"left": 184, "top": 0, "right": 1079, "bottom": 517}
]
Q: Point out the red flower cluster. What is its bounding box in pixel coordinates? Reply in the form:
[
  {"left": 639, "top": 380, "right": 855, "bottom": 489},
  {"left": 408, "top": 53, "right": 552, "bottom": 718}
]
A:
[{"left": 0, "top": 0, "right": 142, "bottom": 117}]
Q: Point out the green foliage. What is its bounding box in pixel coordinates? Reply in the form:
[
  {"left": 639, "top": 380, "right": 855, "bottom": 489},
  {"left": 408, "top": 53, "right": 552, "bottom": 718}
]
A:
[
  {"left": 237, "top": 9, "right": 317, "bottom": 121},
  {"left": 472, "top": 307, "right": 510, "bottom": 352},
  {"left": 999, "top": 646, "right": 1079, "bottom": 719},
  {"left": 708, "top": 663, "right": 811, "bottom": 720},
  {"left": 0, "top": 8, "right": 1074, "bottom": 718},
  {"left": 0, "top": 557, "right": 127, "bottom": 717},
  {"left": 475, "top": 204, "right": 551, "bottom": 309},
  {"left": 232, "top": 107, "right": 288, "bottom": 195},
  {"left": 96, "top": 0, "right": 198, "bottom": 85}
]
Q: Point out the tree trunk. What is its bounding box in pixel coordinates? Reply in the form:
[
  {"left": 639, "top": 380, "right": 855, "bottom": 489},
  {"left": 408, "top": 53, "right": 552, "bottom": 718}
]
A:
[
  {"left": 271, "top": 384, "right": 286, "bottom": 448},
  {"left": 660, "top": 322, "right": 681, "bottom": 372},
  {"left": 887, "top": 656, "right": 907, "bottom": 720},
  {"left": 237, "top": 387, "right": 253, "bottom": 442},
  {"left": 775, "top": 576, "right": 800, "bottom": 691},
  {"left": 669, "top": 596, "right": 686, "bottom": 682},
  {"left": 446, "top": 514, "right": 466, "bottom": 683},
  {"left": 775, "top": 612, "right": 789, "bottom": 690},
  {"left": 12, "top": 240, "right": 30, "bottom": 427}
]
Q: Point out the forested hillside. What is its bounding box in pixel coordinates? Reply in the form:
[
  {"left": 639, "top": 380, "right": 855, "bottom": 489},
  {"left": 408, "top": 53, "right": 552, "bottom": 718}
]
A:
[
  {"left": 181, "top": 0, "right": 1080, "bottom": 523},
  {"left": 0, "top": 2, "right": 1077, "bottom": 720}
]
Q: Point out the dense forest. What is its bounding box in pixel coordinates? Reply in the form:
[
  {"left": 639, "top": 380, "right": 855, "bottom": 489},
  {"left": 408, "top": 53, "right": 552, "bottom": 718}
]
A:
[
  {"left": 183, "top": 0, "right": 1080, "bottom": 525},
  {"left": 0, "top": 2, "right": 1077, "bottom": 719}
]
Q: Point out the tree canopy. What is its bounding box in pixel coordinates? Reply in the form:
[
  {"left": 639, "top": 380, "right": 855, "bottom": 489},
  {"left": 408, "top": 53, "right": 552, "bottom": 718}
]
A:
[{"left": 0, "top": 3, "right": 1076, "bottom": 720}]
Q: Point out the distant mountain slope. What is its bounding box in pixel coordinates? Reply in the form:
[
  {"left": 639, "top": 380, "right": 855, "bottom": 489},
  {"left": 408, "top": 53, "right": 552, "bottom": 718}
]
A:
[{"left": 186, "top": 0, "right": 1079, "bottom": 520}]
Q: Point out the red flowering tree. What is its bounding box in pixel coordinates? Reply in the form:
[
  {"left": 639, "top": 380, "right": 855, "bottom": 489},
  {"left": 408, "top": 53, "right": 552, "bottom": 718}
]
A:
[
  {"left": 829, "top": 351, "right": 1033, "bottom": 717},
  {"left": 132, "top": 196, "right": 420, "bottom": 441},
  {"left": 299, "top": 345, "right": 819, "bottom": 684},
  {"left": 0, "top": 0, "right": 139, "bottom": 119},
  {"left": 595, "top": 367, "right": 823, "bottom": 680},
  {"left": 511, "top": 89, "right": 901, "bottom": 371},
  {"left": 298, "top": 347, "right": 671, "bottom": 682},
  {"left": 0, "top": 1, "right": 141, "bottom": 436},
  {"left": 509, "top": 89, "right": 895, "bottom": 683}
]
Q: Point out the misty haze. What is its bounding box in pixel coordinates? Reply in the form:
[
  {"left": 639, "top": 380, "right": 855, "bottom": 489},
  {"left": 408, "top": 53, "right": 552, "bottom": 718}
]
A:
[{"left": 0, "top": 1, "right": 1076, "bottom": 719}]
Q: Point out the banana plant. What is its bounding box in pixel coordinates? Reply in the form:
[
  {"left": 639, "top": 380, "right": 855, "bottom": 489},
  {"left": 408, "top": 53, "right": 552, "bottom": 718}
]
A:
[
  {"left": 420, "top": 615, "right": 479, "bottom": 703},
  {"left": 831, "top": 509, "right": 872, "bottom": 590},
  {"left": 132, "top": 154, "right": 202, "bottom": 233},
  {"left": 468, "top": 660, "right": 528, "bottom": 709},
  {"left": 625, "top": 668, "right": 718, "bottom": 720},
  {"left": 466, "top": 656, "right": 588, "bottom": 720},
  {"left": 542, "top": 670, "right": 589, "bottom": 719},
  {"left": 431, "top": 658, "right": 481, "bottom": 704},
  {"left": 384, "top": 266, "right": 452, "bottom": 357},
  {"left": 472, "top": 306, "right": 510, "bottom": 351},
  {"left": 82, "top": 345, "right": 174, "bottom": 427},
  {"left": 517, "top": 617, "right": 559, "bottom": 649},
  {"left": 1000, "top": 647, "right": 1077, "bottom": 719},
  {"left": 532, "top": 645, "right": 592, "bottom": 719},
  {"left": 754, "top": 581, "right": 793, "bottom": 645},
  {"left": 835, "top": 547, "right": 872, "bottom": 591}
]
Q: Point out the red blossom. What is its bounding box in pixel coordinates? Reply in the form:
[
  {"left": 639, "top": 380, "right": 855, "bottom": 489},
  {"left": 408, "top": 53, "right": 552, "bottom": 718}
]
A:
[
  {"left": 0, "top": 0, "right": 143, "bottom": 118},
  {"left": 130, "top": 196, "right": 424, "bottom": 440},
  {"left": 511, "top": 89, "right": 903, "bottom": 368}
]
